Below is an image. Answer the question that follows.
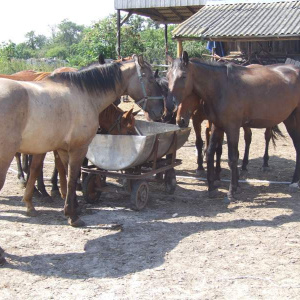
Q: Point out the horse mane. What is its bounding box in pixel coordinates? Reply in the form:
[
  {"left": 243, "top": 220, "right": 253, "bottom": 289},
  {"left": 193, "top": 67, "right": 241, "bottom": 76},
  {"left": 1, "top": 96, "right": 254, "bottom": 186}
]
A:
[
  {"left": 50, "top": 62, "right": 123, "bottom": 95},
  {"left": 189, "top": 57, "right": 228, "bottom": 69}
]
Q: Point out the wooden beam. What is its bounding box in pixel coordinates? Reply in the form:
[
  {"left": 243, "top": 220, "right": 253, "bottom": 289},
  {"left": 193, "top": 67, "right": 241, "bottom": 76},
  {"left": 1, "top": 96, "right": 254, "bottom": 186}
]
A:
[
  {"left": 120, "top": 11, "right": 133, "bottom": 26},
  {"left": 177, "top": 40, "right": 183, "bottom": 58},
  {"left": 151, "top": 8, "right": 167, "bottom": 21},
  {"left": 186, "top": 6, "right": 196, "bottom": 14},
  {"left": 169, "top": 7, "right": 184, "bottom": 21},
  {"left": 117, "top": 10, "right": 121, "bottom": 57}
]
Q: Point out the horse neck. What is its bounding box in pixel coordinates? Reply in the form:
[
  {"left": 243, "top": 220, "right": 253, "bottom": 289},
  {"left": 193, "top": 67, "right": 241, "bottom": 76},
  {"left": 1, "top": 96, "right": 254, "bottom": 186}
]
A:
[
  {"left": 190, "top": 61, "right": 226, "bottom": 102},
  {"left": 99, "top": 105, "right": 122, "bottom": 130}
]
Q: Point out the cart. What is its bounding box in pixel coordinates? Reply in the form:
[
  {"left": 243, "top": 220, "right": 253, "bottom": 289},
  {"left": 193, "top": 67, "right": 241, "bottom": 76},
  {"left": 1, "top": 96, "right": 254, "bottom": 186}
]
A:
[{"left": 81, "top": 120, "right": 191, "bottom": 210}]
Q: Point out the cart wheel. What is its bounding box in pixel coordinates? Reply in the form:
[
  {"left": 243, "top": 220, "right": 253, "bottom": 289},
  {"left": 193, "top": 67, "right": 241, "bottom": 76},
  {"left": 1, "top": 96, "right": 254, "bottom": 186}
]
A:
[
  {"left": 82, "top": 173, "right": 102, "bottom": 204},
  {"left": 164, "top": 168, "right": 177, "bottom": 194},
  {"left": 130, "top": 180, "right": 149, "bottom": 211}
]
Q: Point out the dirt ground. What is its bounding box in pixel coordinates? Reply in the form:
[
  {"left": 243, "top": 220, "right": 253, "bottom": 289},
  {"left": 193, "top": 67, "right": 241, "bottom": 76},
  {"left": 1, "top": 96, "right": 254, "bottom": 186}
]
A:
[{"left": 0, "top": 106, "right": 300, "bottom": 299}]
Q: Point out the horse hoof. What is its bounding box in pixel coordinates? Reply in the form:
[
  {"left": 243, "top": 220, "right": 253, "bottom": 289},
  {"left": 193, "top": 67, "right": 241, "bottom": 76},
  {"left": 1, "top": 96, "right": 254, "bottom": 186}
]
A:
[
  {"left": 68, "top": 218, "right": 85, "bottom": 227},
  {"left": 208, "top": 189, "right": 219, "bottom": 198},
  {"left": 196, "top": 169, "right": 205, "bottom": 177},
  {"left": 289, "top": 183, "right": 299, "bottom": 193},
  {"left": 223, "top": 196, "right": 231, "bottom": 204},
  {"left": 26, "top": 208, "right": 38, "bottom": 217}
]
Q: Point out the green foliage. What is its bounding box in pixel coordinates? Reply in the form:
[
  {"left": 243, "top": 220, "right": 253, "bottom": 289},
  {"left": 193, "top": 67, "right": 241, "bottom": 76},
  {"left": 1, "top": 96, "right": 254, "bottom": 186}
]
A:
[
  {"left": 0, "top": 15, "right": 210, "bottom": 72},
  {"left": 45, "top": 45, "right": 68, "bottom": 60}
]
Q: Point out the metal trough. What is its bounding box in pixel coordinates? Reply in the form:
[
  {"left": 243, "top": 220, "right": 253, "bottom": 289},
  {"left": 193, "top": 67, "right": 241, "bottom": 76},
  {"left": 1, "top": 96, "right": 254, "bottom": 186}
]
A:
[{"left": 86, "top": 120, "right": 191, "bottom": 171}]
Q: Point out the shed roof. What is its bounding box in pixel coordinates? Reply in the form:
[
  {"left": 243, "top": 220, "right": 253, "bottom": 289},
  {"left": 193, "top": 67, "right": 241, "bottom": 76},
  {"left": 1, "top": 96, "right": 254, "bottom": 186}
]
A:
[
  {"left": 114, "top": 0, "right": 206, "bottom": 23},
  {"left": 173, "top": 0, "right": 300, "bottom": 41}
]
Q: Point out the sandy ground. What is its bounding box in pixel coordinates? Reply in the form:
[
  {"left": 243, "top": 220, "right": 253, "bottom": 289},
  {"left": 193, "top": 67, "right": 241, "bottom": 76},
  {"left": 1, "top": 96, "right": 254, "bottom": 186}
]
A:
[{"left": 0, "top": 106, "right": 299, "bottom": 299}]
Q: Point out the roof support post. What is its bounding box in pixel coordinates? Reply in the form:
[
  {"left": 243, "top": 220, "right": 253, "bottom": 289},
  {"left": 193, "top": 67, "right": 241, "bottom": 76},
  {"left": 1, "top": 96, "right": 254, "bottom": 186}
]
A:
[
  {"left": 177, "top": 40, "right": 183, "bottom": 57},
  {"left": 117, "top": 9, "right": 121, "bottom": 57},
  {"left": 164, "top": 24, "right": 168, "bottom": 55}
]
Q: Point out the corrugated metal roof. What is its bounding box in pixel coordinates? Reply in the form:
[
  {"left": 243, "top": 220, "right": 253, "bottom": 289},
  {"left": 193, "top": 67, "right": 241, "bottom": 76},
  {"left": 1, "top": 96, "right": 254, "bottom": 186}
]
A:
[
  {"left": 114, "top": 0, "right": 205, "bottom": 23},
  {"left": 173, "top": 0, "right": 300, "bottom": 40},
  {"left": 114, "top": 0, "right": 206, "bottom": 9}
]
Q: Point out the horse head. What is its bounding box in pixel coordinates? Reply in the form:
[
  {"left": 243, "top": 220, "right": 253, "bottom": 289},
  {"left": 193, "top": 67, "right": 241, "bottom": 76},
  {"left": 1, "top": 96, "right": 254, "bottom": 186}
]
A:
[
  {"left": 125, "top": 55, "right": 165, "bottom": 122},
  {"left": 167, "top": 51, "right": 193, "bottom": 104}
]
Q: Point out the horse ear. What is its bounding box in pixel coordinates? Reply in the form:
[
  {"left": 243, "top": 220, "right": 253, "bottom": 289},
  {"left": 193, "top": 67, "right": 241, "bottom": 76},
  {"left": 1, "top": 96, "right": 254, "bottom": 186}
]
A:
[
  {"left": 182, "top": 51, "right": 189, "bottom": 65},
  {"left": 166, "top": 55, "right": 173, "bottom": 65},
  {"left": 154, "top": 69, "right": 159, "bottom": 78},
  {"left": 132, "top": 109, "right": 141, "bottom": 116},
  {"left": 124, "top": 107, "right": 134, "bottom": 120},
  {"left": 138, "top": 55, "right": 145, "bottom": 67},
  {"left": 98, "top": 54, "right": 105, "bottom": 65}
]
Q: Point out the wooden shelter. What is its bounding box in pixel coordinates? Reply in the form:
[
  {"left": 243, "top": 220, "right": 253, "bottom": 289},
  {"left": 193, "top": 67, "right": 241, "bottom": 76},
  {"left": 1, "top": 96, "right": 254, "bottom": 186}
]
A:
[
  {"left": 114, "top": 0, "right": 206, "bottom": 56},
  {"left": 172, "top": 0, "right": 300, "bottom": 64}
]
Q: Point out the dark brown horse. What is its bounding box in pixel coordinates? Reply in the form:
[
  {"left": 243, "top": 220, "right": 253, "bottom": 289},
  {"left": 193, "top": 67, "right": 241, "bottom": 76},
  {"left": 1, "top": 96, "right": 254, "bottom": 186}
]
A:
[
  {"left": 0, "top": 55, "right": 164, "bottom": 227},
  {"left": 168, "top": 52, "right": 300, "bottom": 201},
  {"left": 176, "top": 92, "right": 284, "bottom": 177}
]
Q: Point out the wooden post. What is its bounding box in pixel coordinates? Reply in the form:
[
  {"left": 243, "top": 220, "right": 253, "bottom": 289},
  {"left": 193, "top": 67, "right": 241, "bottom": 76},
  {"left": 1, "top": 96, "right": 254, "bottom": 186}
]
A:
[
  {"left": 117, "top": 9, "right": 121, "bottom": 57},
  {"left": 164, "top": 24, "right": 168, "bottom": 55},
  {"left": 177, "top": 40, "right": 183, "bottom": 58}
]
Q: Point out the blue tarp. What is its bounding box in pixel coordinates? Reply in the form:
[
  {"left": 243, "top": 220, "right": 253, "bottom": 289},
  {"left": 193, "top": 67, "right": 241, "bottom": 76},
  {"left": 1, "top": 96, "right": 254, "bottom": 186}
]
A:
[{"left": 206, "top": 41, "right": 225, "bottom": 57}]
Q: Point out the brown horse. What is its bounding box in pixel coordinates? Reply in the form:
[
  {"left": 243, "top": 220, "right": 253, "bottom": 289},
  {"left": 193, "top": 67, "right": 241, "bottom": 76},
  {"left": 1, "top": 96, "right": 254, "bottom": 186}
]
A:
[
  {"left": 26, "top": 104, "right": 137, "bottom": 204},
  {"left": 168, "top": 52, "right": 300, "bottom": 201},
  {"left": 176, "top": 92, "right": 284, "bottom": 177},
  {"left": 0, "top": 55, "right": 164, "bottom": 227},
  {"left": 0, "top": 70, "right": 48, "bottom": 81},
  {"left": 16, "top": 66, "right": 136, "bottom": 201}
]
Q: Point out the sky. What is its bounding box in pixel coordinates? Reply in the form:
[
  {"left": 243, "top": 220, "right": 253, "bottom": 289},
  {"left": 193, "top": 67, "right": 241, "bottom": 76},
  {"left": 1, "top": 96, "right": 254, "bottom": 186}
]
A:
[{"left": 0, "top": 0, "right": 115, "bottom": 43}]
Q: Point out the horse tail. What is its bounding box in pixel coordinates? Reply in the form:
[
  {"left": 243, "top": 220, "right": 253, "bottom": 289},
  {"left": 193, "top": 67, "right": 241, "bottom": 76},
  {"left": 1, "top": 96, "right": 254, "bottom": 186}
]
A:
[{"left": 270, "top": 125, "right": 285, "bottom": 148}]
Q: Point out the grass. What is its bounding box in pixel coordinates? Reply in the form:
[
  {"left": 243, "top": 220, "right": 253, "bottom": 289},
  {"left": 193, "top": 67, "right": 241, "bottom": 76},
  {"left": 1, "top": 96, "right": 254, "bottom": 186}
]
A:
[{"left": 0, "top": 58, "right": 67, "bottom": 74}]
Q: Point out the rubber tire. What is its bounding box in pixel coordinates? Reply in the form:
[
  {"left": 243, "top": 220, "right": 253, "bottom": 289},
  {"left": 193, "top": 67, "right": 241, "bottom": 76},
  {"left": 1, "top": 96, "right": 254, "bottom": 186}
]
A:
[
  {"left": 82, "top": 173, "right": 102, "bottom": 204},
  {"left": 130, "top": 180, "right": 149, "bottom": 211},
  {"left": 164, "top": 168, "right": 177, "bottom": 194}
]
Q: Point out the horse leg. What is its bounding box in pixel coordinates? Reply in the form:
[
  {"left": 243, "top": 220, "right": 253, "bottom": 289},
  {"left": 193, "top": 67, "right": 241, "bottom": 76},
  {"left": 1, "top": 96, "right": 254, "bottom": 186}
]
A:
[
  {"left": 284, "top": 112, "right": 300, "bottom": 190},
  {"left": 22, "top": 154, "right": 29, "bottom": 174},
  {"left": 241, "top": 127, "right": 252, "bottom": 171},
  {"left": 36, "top": 156, "right": 51, "bottom": 199},
  {"left": 214, "top": 131, "right": 224, "bottom": 181},
  {"left": 53, "top": 151, "right": 67, "bottom": 199},
  {"left": 61, "top": 148, "right": 87, "bottom": 227},
  {"left": 22, "top": 154, "right": 46, "bottom": 216},
  {"left": 81, "top": 157, "right": 89, "bottom": 184},
  {"left": 262, "top": 128, "right": 272, "bottom": 170},
  {"left": 204, "top": 120, "right": 211, "bottom": 158},
  {"left": 50, "top": 165, "right": 59, "bottom": 196},
  {"left": 226, "top": 128, "right": 240, "bottom": 201},
  {"left": 192, "top": 110, "right": 205, "bottom": 175},
  {"left": 207, "top": 124, "right": 223, "bottom": 197},
  {"left": 15, "top": 152, "right": 26, "bottom": 187}
]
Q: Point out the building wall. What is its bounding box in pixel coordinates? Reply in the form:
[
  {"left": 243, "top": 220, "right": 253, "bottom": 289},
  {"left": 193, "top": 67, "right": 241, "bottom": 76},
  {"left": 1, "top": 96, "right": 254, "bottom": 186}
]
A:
[{"left": 224, "top": 40, "right": 300, "bottom": 63}]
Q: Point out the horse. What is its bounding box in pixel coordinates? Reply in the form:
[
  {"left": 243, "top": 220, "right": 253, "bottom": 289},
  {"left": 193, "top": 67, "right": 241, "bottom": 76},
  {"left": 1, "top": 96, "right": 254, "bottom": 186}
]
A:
[
  {"left": 15, "top": 66, "right": 137, "bottom": 201},
  {"left": 25, "top": 104, "right": 137, "bottom": 205},
  {"left": 0, "top": 70, "right": 48, "bottom": 81},
  {"left": 176, "top": 92, "right": 284, "bottom": 177},
  {"left": 167, "top": 51, "right": 300, "bottom": 201},
  {"left": 0, "top": 54, "right": 164, "bottom": 227}
]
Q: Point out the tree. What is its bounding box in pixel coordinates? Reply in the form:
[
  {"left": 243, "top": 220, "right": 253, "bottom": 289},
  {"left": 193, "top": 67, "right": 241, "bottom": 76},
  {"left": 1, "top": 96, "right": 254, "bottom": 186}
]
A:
[
  {"left": 55, "top": 19, "right": 85, "bottom": 46},
  {"left": 25, "top": 31, "right": 47, "bottom": 50}
]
